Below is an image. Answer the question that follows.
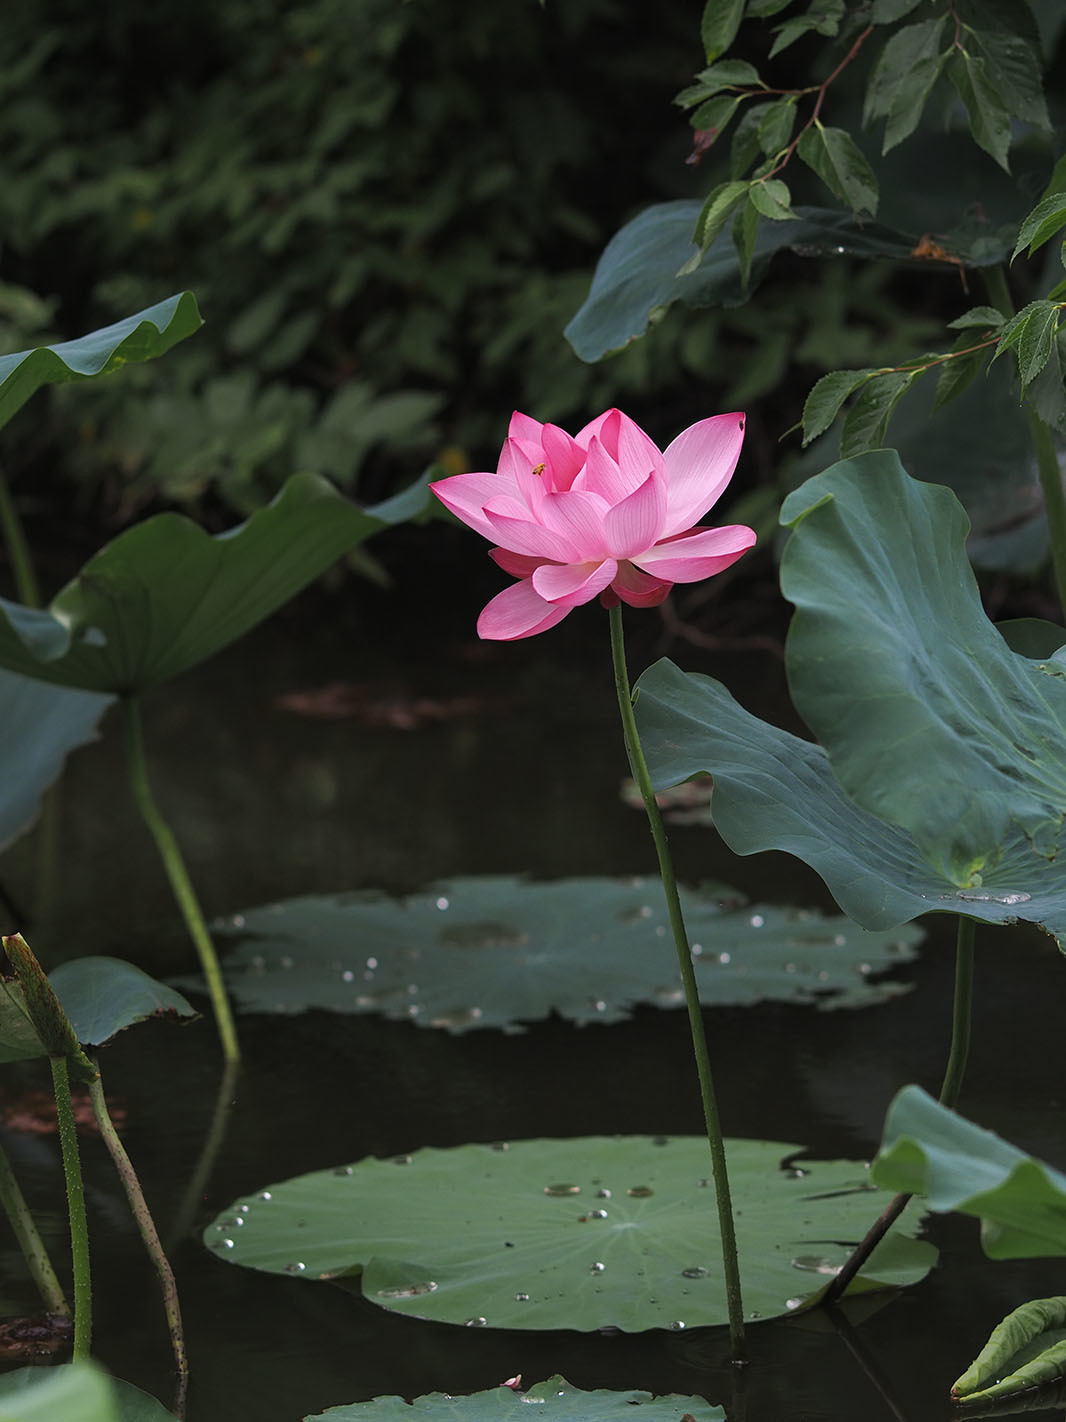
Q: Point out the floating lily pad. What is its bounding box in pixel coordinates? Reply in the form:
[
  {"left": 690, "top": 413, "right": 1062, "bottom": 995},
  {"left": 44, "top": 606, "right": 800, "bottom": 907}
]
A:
[
  {"left": 0, "top": 1363, "right": 175, "bottom": 1421},
  {"left": 872, "top": 1086, "right": 1066, "bottom": 1259},
  {"left": 205, "top": 1135, "right": 935, "bottom": 1331},
  {"left": 305, "top": 1376, "right": 724, "bottom": 1421},
  {"left": 0, "top": 669, "right": 112, "bottom": 851},
  {"left": 202, "top": 877, "right": 920, "bottom": 1032},
  {"left": 0, "top": 959, "right": 195, "bottom": 1064}
]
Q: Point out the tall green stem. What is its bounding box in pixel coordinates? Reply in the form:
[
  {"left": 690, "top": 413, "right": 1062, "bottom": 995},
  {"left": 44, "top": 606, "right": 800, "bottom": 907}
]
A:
[
  {"left": 122, "top": 694, "right": 240, "bottom": 1066},
  {"left": 87, "top": 1065, "right": 188, "bottom": 1418},
  {"left": 49, "top": 1055, "right": 90, "bottom": 1360},
  {"left": 608, "top": 604, "right": 746, "bottom": 1361},
  {"left": 0, "top": 1138, "right": 69, "bottom": 1317},
  {"left": 823, "top": 914, "right": 975, "bottom": 1305},
  {"left": 983, "top": 264, "right": 1066, "bottom": 615},
  {"left": 0, "top": 465, "right": 41, "bottom": 609}
]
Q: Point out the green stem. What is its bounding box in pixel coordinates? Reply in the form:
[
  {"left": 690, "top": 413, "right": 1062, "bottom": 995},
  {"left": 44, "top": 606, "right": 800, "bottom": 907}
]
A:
[
  {"left": 87, "top": 1064, "right": 188, "bottom": 1419},
  {"left": 0, "top": 465, "right": 41, "bottom": 608},
  {"left": 823, "top": 914, "right": 975, "bottom": 1305},
  {"left": 983, "top": 264, "right": 1066, "bottom": 616},
  {"left": 0, "top": 1137, "right": 69, "bottom": 1317},
  {"left": 608, "top": 604, "right": 746, "bottom": 1361},
  {"left": 49, "top": 1055, "right": 90, "bottom": 1360},
  {"left": 122, "top": 694, "right": 240, "bottom": 1066}
]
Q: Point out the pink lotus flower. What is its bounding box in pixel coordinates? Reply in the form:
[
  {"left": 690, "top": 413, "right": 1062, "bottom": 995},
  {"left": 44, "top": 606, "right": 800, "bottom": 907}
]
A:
[{"left": 430, "top": 407, "right": 756, "bottom": 640}]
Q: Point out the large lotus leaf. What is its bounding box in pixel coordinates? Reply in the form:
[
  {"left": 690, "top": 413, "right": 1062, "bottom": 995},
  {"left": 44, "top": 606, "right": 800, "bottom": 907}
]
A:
[
  {"left": 306, "top": 1377, "right": 724, "bottom": 1421},
  {"left": 779, "top": 452, "right": 1066, "bottom": 886},
  {"left": 0, "top": 958, "right": 194, "bottom": 1063},
  {"left": 205, "top": 1135, "right": 935, "bottom": 1331},
  {"left": 0, "top": 292, "right": 201, "bottom": 433},
  {"left": 0, "top": 668, "right": 112, "bottom": 851},
  {"left": 872, "top": 1086, "right": 1066, "bottom": 1260},
  {"left": 566, "top": 203, "right": 934, "bottom": 362},
  {"left": 203, "top": 877, "right": 921, "bottom": 1032},
  {"left": 633, "top": 659, "right": 1066, "bottom": 942},
  {"left": 0, "top": 472, "right": 392, "bottom": 691}
]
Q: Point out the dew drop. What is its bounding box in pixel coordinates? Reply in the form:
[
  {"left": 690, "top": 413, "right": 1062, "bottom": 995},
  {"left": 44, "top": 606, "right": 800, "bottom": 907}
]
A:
[
  {"left": 544, "top": 1183, "right": 580, "bottom": 1196},
  {"left": 592, "top": 999, "right": 607, "bottom": 1013},
  {"left": 690, "top": 943, "right": 703, "bottom": 957},
  {"left": 366, "top": 956, "right": 378, "bottom": 969},
  {"left": 238, "top": 1204, "right": 249, "bottom": 1214},
  {"left": 588, "top": 1209, "right": 608, "bottom": 1220},
  {"left": 377, "top": 1280, "right": 438, "bottom": 1299},
  {"left": 392, "top": 1154, "right": 413, "bottom": 1166},
  {"left": 231, "top": 914, "right": 246, "bottom": 929},
  {"left": 671, "top": 1320, "right": 686, "bottom": 1331},
  {"left": 463, "top": 1316, "right": 487, "bottom": 1327},
  {"left": 491, "top": 1141, "right": 510, "bottom": 1152},
  {"left": 341, "top": 970, "right": 355, "bottom": 983},
  {"left": 355, "top": 995, "right": 375, "bottom": 1008},
  {"left": 406, "top": 1003, "right": 421, "bottom": 1017},
  {"left": 832, "top": 934, "right": 846, "bottom": 947},
  {"left": 515, "top": 1292, "right": 530, "bottom": 1302},
  {"left": 790, "top": 1255, "right": 842, "bottom": 1276},
  {"left": 786, "top": 1297, "right": 804, "bottom": 1311},
  {"left": 258, "top": 1191, "right": 272, "bottom": 1202},
  {"left": 436, "top": 897, "right": 450, "bottom": 911},
  {"left": 749, "top": 914, "right": 765, "bottom": 928},
  {"left": 718, "top": 952, "right": 731, "bottom": 965},
  {"left": 681, "top": 1266, "right": 709, "bottom": 1279},
  {"left": 285, "top": 1261, "right": 306, "bottom": 1273},
  {"left": 333, "top": 1165, "right": 354, "bottom": 1176},
  {"left": 595, "top": 1188, "right": 612, "bottom": 1199},
  {"left": 590, "top": 1261, "right": 606, "bottom": 1273},
  {"left": 697, "top": 1178, "right": 711, "bottom": 1188},
  {"left": 784, "top": 1167, "right": 809, "bottom": 1180},
  {"left": 220, "top": 1238, "right": 234, "bottom": 1249},
  {"left": 627, "top": 1186, "right": 654, "bottom": 1198}
]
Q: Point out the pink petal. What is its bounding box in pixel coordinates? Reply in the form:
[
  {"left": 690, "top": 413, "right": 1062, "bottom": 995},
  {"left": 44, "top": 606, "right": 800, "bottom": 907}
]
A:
[
  {"left": 532, "top": 558, "right": 618, "bottom": 608},
  {"left": 633, "top": 523, "right": 756, "bottom": 582},
  {"left": 431, "top": 472, "right": 520, "bottom": 541},
  {"left": 661, "top": 412, "right": 746, "bottom": 537},
  {"left": 571, "top": 436, "right": 632, "bottom": 505},
  {"left": 477, "top": 579, "right": 572, "bottom": 641},
  {"left": 502, "top": 438, "right": 550, "bottom": 513},
  {"left": 603, "top": 469, "right": 667, "bottom": 558},
  {"left": 610, "top": 561, "right": 673, "bottom": 608},
  {"left": 490, "top": 548, "right": 551, "bottom": 578},
  {"left": 540, "top": 423, "right": 585, "bottom": 490},
  {"left": 575, "top": 407, "right": 621, "bottom": 456},
  {"left": 507, "top": 411, "right": 544, "bottom": 444},
  {"left": 537, "top": 488, "right": 612, "bottom": 559},
  {"left": 483, "top": 507, "right": 580, "bottom": 561}
]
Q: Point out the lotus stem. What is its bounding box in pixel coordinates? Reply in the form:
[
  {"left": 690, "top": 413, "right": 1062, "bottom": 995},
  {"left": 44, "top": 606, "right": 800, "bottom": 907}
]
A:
[
  {"left": 49, "top": 1054, "right": 91, "bottom": 1360},
  {"left": 0, "top": 464, "right": 41, "bottom": 609},
  {"left": 608, "top": 603, "right": 746, "bottom": 1361},
  {"left": 0, "top": 1137, "right": 69, "bottom": 1318},
  {"left": 87, "top": 1062, "right": 188, "bottom": 1419},
  {"left": 823, "top": 914, "right": 975, "bottom": 1305},
  {"left": 121, "top": 694, "right": 240, "bottom": 1066}
]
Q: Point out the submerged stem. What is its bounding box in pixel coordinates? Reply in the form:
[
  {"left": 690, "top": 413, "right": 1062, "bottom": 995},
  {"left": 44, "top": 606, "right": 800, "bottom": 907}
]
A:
[
  {"left": 822, "top": 914, "right": 975, "bottom": 1305},
  {"left": 608, "top": 604, "right": 746, "bottom": 1361},
  {"left": 50, "top": 1055, "right": 90, "bottom": 1360},
  {"left": 0, "top": 1138, "right": 69, "bottom": 1317},
  {"left": 88, "top": 1064, "right": 188, "bottom": 1418},
  {"left": 122, "top": 694, "right": 240, "bottom": 1066}
]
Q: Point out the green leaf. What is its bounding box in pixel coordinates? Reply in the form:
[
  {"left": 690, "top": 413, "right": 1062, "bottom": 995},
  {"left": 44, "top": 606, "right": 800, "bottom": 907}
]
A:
[
  {"left": 51, "top": 958, "right": 195, "bottom": 1047},
  {"left": 961, "top": 1, "right": 1049, "bottom": 128},
  {"left": 748, "top": 178, "right": 795, "bottom": 222},
  {"left": 872, "top": 1085, "right": 1066, "bottom": 1258},
  {"left": 677, "top": 59, "right": 761, "bottom": 109},
  {"left": 730, "top": 101, "right": 777, "bottom": 176},
  {"left": 996, "top": 619, "right": 1066, "bottom": 659},
  {"left": 801, "top": 368, "right": 879, "bottom": 444},
  {"left": 756, "top": 100, "right": 796, "bottom": 157},
  {"left": 688, "top": 95, "right": 741, "bottom": 142},
  {"left": 732, "top": 198, "right": 761, "bottom": 287},
  {"left": 307, "top": 1378, "right": 724, "bottom": 1422},
  {"left": 1023, "top": 333, "right": 1066, "bottom": 431},
  {"left": 992, "top": 299, "right": 1061, "bottom": 386},
  {"left": 1013, "top": 192, "right": 1066, "bottom": 262},
  {"left": 779, "top": 452, "right": 1066, "bottom": 884},
  {"left": 769, "top": 0, "right": 844, "bottom": 57},
  {"left": 932, "top": 340, "right": 989, "bottom": 409},
  {"left": 0, "top": 671, "right": 112, "bottom": 852},
  {"left": 690, "top": 182, "right": 750, "bottom": 260},
  {"left": 796, "top": 125, "right": 878, "bottom": 215},
  {"left": 0, "top": 293, "right": 201, "bottom": 434},
  {"left": 864, "top": 19, "right": 947, "bottom": 152},
  {"left": 838, "top": 369, "right": 921, "bottom": 454},
  {"left": 0, "top": 473, "right": 392, "bottom": 693},
  {"left": 200, "top": 877, "right": 921, "bottom": 1031},
  {"left": 702, "top": 0, "right": 745, "bottom": 60},
  {"left": 947, "top": 51, "right": 1012, "bottom": 171},
  {"left": 206, "top": 1135, "right": 935, "bottom": 1330},
  {"left": 565, "top": 203, "right": 924, "bottom": 361},
  {"left": 947, "top": 305, "right": 1006, "bottom": 331},
  {"left": 871, "top": 0, "right": 925, "bottom": 19},
  {"left": 0, "top": 1364, "right": 174, "bottom": 1421},
  {"left": 952, "top": 1298, "right": 1066, "bottom": 1404}
]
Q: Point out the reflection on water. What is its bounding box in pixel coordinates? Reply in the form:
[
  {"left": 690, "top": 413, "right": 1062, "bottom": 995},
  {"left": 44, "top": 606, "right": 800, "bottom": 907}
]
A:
[{"left": 1, "top": 581, "right": 1064, "bottom": 1420}]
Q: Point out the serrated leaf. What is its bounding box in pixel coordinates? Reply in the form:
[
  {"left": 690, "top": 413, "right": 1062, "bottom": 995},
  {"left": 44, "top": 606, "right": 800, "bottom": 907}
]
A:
[
  {"left": 702, "top": 0, "right": 745, "bottom": 60},
  {"left": 947, "top": 51, "right": 1012, "bottom": 171},
  {"left": 307, "top": 1377, "right": 724, "bottom": 1422},
  {"left": 199, "top": 877, "right": 921, "bottom": 1031},
  {"left": 993, "top": 300, "right": 1060, "bottom": 387},
  {"left": 872, "top": 1086, "right": 1066, "bottom": 1258},
  {"left": 1024, "top": 337, "right": 1066, "bottom": 431},
  {"left": 962, "top": 4, "right": 1049, "bottom": 128},
  {"left": 947, "top": 305, "right": 1006, "bottom": 331},
  {"left": 730, "top": 101, "right": 777, "bottom": 176},
  {"left": 756, "top": 99, "right": 796, "bottom": 157},
  {"left": 680, "top": 59, "right": 761, "bottom": 109},
  {"left": 689, "top": 94, "right": 740, "bottom": 140},
  {"left": 839, "top": 369, "right": 919, "bottom": 454},
  {"left": 732, "top": 197, "right": 761, "bottom": 286},
  {"left": 691, "top": 181, "right": 750, "bottom": 256},
  {"left": 801, "top": 367, "right": 879, "bottom": 444},
  {"left": 769, "top": 0, "right": 844, "bottom": 57},
  {"left": 748, "top": 178, "right": 795, "bottom": 221},
  {"left": 1012, "top": 192, "right": 1066, "bottom": 263},
  {"left": 796, "top": 125, "right": 878, "bottom": 215},
  {"left": 206, "top": 1135, "right": 935, "bottom": 1330},
  {"left": 864, "top": 19, "right": 947, "bottom": 151},
  {"left": 0, "top": 293, "right": 201, "bottom": 434},
  {"left": 933, "top": 342, "right": 989, "bottom": 409}
]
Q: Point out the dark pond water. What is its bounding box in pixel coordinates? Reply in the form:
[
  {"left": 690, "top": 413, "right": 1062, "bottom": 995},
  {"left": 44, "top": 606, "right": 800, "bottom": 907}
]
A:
[{"left": 1, "top": 554, "right": 1064, "bottom": 1421}]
